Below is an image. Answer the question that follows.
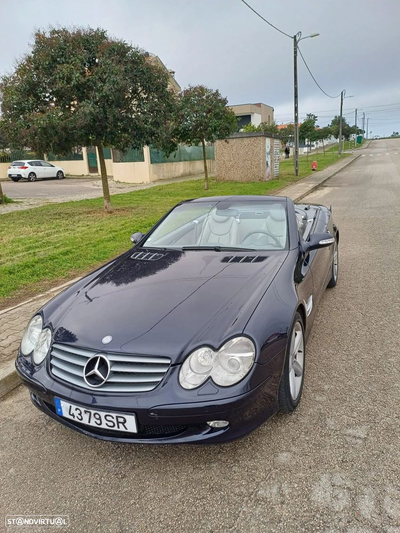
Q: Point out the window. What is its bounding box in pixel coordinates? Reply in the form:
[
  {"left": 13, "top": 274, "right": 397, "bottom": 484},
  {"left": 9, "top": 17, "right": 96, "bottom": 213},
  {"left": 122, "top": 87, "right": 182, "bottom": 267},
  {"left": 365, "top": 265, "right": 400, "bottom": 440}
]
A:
[
  {"left": 143, "top": 201, "right": 288, "bottom": 251},
  {"left": 41, "top": 162, "right": 54, "bottom": 167}
]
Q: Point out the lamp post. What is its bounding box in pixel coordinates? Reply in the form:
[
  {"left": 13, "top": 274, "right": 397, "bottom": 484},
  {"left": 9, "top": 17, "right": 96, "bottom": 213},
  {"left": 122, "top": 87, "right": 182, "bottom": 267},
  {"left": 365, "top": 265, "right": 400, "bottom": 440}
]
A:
[{"left": 293, "top": 32, "right": 319, "bottom": 176}]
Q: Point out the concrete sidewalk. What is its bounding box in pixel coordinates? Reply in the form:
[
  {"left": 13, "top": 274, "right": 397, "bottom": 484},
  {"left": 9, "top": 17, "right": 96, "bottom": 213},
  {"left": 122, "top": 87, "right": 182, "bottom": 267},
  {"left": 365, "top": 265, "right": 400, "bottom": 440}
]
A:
[{"left": 0, "top": 153, "right": 360, "bottom": 398}]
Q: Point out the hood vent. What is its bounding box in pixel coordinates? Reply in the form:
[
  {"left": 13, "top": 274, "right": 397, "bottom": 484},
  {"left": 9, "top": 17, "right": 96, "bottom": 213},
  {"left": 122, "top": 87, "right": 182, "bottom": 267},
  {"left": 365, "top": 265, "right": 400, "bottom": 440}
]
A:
[
  {"left": 131, "top": 251, "right": 165, "bottom": 261},
  {"left": 221, "top": 255, "right": 268, "bottom": 264}
]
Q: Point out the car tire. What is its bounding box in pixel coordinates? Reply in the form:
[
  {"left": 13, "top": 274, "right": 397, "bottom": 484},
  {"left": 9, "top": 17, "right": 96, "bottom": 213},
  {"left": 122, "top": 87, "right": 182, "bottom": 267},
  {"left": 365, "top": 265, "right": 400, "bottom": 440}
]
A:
[
  {"left": 10, "top": 177, "right": 20, "bottom": 182},
  {"left": 57, "top": 171, "right": 64, "bottom": 180},
  {"left": 278, "top": 312, "right": 305, "bottom": 414},
  {"left": 28, "top": 172, "right": 37, "bottom": 182},
  {"left": 327, "top": 239, "right": 339, "bottom": 288}
]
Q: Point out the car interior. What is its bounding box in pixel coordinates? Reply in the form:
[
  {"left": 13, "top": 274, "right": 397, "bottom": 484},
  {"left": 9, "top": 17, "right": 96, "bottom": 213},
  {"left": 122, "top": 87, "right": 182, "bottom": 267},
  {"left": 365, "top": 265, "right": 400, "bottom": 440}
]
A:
[{"left": 145, "top": 203, "right": 290, "bottom": 250}]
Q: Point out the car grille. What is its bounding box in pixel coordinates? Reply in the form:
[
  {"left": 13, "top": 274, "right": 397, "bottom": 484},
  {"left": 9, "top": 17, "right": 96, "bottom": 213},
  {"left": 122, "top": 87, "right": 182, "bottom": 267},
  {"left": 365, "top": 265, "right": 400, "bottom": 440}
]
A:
[{"left": 50, "top": 343, "right": 171, "bottom": 393}]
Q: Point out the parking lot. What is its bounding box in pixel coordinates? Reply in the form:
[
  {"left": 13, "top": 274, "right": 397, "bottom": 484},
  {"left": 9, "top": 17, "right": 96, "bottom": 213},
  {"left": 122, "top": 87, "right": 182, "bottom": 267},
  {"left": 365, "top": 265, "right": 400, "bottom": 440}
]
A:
[{"left": 0, "top": 139, "right": 399, "bottom": 532}]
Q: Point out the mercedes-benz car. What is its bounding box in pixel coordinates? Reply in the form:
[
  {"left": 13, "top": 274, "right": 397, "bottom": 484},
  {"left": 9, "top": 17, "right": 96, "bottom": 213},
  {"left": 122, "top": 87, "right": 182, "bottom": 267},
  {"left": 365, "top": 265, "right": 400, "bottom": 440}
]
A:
[
  {"left": 16, "top": 195, "right": 339, "bottom": 444},
  {"left": 7, "top": 160, "right": 65, "bottom": 182}
]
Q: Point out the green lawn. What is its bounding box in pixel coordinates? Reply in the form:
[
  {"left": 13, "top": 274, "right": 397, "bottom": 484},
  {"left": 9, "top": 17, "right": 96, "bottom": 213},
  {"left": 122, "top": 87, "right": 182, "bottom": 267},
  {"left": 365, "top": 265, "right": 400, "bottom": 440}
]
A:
[{"left": 0, "top": 150, "right": 347, "bottom": 305}]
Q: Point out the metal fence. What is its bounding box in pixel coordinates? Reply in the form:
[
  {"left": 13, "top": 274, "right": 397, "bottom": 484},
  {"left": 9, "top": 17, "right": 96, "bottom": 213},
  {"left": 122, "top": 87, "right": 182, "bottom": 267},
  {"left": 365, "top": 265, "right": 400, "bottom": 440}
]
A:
[
  {"left": 150, "top": 144, "right": 215, "bottom": 164},
  {"left": 0, "top": 150, "right": 44, "bottom": 163},
  {"left": 112, "top": 147, "right": 145, "bottom": 163}
]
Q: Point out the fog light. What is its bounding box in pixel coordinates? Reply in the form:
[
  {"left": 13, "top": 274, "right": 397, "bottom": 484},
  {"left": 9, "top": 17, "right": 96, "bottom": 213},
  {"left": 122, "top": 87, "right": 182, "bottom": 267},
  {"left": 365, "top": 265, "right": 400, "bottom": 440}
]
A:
[{"left": 207, "top": 420, "right": 229, "bottom": 428}]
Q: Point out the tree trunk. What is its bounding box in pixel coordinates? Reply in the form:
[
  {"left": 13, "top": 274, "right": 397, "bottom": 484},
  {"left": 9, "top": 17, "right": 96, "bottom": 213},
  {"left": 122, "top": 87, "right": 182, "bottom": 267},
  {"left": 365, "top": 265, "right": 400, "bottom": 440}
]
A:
[
  {"left": 0, "top": 181, "right": 4, "bottom": 204},
  {"left": 96, "top": 142, "right": 112, "bottom": 213},
  {"left": 201, "top": 139, "right": 209, "bottom": 191},
  {"left": 322, "top": 139, "right": 325, "bottom": 156}
]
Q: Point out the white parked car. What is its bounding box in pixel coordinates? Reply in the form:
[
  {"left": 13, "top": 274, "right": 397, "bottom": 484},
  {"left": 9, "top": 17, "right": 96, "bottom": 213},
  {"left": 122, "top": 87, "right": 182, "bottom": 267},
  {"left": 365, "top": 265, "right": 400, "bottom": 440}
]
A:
[{"left": 7, "top": 160, "right": 65, "bottom": 182}]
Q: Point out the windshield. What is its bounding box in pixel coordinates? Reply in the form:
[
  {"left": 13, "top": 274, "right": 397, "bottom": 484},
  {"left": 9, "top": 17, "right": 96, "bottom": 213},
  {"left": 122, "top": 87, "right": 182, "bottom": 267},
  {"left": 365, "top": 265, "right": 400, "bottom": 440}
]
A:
[{"left": 143, "top": 201, "right": 288, "bottom": 251}]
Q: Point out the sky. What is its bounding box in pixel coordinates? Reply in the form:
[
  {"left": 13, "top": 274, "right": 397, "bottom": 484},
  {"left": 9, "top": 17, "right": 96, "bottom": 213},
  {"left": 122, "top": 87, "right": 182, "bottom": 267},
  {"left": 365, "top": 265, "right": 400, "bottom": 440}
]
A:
[{"left": 0, "top": 0, "right": 399, "bottom": 137}]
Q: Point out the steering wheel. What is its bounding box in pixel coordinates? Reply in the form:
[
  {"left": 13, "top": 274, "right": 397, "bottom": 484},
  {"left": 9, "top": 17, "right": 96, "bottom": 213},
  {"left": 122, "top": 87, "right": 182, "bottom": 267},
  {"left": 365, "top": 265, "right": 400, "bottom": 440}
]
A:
[{"left": 242, "top": 230, "right": 281, "bottom": 248}]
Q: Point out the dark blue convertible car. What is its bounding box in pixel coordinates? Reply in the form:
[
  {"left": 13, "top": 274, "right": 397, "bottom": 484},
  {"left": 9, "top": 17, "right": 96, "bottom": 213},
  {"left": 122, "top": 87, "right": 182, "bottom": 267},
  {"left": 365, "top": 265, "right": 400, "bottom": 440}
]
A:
[{"left": 16, "top": 195, "right": 339, "bottom": 443}]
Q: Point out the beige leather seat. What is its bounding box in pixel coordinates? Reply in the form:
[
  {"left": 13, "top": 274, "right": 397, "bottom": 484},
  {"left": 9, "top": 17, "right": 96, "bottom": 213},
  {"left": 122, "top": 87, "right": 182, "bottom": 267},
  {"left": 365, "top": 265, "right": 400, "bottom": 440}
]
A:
[
  {"left": 263, "top": 209, "right": 287, "bottom": 247},
  {"left": 199, "top": 211, "right": 239, "bottom": 246}
]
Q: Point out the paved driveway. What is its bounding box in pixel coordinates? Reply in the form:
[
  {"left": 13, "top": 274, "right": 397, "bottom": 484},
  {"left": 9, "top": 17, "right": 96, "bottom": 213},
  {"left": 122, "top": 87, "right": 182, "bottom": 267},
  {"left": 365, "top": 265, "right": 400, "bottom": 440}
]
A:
[
  {"left": 0, "top": 139, "right": 399, "bottom": 532},
  {"left": 1, "top": 177, "right": 120, "bottom": 200}
]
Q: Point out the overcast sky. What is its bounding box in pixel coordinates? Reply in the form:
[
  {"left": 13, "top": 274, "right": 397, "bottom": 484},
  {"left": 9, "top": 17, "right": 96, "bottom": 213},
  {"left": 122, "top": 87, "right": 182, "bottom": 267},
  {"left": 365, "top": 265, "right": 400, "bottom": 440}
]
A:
[{"left": 1, "top": 0, "right": 399, "bottom": 136}]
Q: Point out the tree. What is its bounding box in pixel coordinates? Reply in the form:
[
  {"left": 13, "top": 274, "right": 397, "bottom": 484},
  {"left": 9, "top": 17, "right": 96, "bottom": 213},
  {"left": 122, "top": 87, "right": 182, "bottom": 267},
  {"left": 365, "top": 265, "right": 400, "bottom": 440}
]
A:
[
  {"left": 316, "top": 126, "right": 332, "bottom": 155},
  {"left": 0, "top": 27, "right": 176, "bottom": 212},
  {"left": 329, "top": 115, "right": 352, "bottom": 140},
  {"left": 391, "top": 131, "right": 399, "bottom": 137},
  {"left": 173, "top": 85, "right": 237, "bottom": 190},
  {"left": 241, "top": 121, "right": 279, "bottom": 136},
  {"left": 279, "top": 123, "right": 294, "bottom": 145},
  {"left": 299, "top": 114, "right": 318, "bottom": 158}
]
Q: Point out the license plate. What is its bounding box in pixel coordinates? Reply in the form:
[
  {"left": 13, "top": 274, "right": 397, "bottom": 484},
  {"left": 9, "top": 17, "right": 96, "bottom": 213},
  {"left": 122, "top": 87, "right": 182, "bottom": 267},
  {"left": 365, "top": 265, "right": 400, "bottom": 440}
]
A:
[
  {"left": 54, "top": 398, "right": 137, "bottom": 433},
  {"left": 10, "top": 174, "right": 17, "bottom": 177}
]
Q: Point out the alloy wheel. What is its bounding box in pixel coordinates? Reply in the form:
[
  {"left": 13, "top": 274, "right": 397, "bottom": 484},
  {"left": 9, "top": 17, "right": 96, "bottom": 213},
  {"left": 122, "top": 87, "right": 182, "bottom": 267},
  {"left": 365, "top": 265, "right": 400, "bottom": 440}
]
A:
[{"left": 289, "top": 322, "right": 304, "bottom": 401}]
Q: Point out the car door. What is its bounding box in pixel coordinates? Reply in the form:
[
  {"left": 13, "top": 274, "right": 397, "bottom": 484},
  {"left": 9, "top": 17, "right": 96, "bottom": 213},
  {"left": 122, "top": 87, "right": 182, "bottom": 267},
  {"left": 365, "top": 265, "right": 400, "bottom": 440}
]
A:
[
  {"left": 308, "top": 208, "right": 333, "bottom": 305},
  {"left": 41, "top": 161, "right": 56, "bottom": 178},
  {"left": 30, "top": 161, "right": 45, "bottom": 179}
]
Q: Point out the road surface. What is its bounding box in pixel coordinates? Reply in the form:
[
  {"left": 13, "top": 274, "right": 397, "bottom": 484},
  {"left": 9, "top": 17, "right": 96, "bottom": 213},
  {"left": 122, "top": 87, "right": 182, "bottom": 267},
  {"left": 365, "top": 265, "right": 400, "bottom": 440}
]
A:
[{"left": 1, "top": 139, "right": 399, "bottom": 532}]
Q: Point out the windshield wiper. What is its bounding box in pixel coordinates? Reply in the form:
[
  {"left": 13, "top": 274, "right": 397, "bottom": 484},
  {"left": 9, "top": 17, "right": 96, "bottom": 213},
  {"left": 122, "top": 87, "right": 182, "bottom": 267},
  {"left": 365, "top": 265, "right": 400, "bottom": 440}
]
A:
[{"left": 181, "top": 246, "right": 257, "bottom": 252}]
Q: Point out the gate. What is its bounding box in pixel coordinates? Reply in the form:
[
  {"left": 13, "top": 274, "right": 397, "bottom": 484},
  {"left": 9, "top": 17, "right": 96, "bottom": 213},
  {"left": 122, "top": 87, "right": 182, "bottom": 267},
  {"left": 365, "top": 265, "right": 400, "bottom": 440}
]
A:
[{"left": 87, "top": 147, "right": 98, "bottom": 173}]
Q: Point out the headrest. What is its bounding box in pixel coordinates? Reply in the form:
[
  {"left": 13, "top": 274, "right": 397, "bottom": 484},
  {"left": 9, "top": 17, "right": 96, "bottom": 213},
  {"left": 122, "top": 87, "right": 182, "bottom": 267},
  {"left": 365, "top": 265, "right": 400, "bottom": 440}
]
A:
[
  {"left": 269, "top": 209, "right": 286, "bottom": 222},
  {"left": 212, "top": 209, "right": 238, "bottom": 223}
]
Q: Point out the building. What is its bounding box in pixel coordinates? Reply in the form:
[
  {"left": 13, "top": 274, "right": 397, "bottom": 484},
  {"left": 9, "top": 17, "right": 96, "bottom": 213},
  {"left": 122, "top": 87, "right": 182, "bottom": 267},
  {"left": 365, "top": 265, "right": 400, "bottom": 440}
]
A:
[{"left": 230, "top": 103, "right": 274, "bottom": 130}]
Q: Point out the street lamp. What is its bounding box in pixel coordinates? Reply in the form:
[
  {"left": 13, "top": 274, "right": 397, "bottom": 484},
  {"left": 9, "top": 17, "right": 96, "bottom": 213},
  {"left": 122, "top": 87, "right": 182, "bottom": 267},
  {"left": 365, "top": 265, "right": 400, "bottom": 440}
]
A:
[
  {"left": 293, "top": 32, "right": 319, "bottom": 176},
  {"left": 338, "top": 91, "right": 354, "bottom": 155}
]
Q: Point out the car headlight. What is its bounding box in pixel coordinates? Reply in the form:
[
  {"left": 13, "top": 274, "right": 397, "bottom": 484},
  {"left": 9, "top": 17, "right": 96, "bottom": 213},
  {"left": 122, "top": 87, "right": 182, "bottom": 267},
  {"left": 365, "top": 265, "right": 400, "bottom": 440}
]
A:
[
  {"left": 179, "top": 337, "right": 255, "bottom": 390},
  {"left": 21, "top": 315, "right": 43, "bottom": 355},
  {"left": 33, "top": 328, "right": 52, "bottom": 365}
]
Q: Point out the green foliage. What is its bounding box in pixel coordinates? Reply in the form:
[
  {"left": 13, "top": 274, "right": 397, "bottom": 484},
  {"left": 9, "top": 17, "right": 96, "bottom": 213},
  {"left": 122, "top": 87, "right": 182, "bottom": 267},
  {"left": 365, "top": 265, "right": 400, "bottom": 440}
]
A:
[
  {"left": 329, "top": 115, "right": 355, "bottom": 140},
  {"left": 172, "top": 85, "right": 237, "bottom": 189},
  {"left": 279, "top": 124, "right": 294, "bottom": 144},
  {"left": 299, "top": 114, "right": 318, "bottom": 144},
  {"left": 0, "top": 27, "right": 175, "bottom": 154},
  {"left": 173, "top": 85, "right": 237, "bottom": 146},
  {"left": 241, "top": 123, "right": 259, "bottom": 133},
  {"left": 317, "top": 126, "right": 332, "bottom": 141},
  {"left": 241, "top": 121, "right": 279, "bottom": 136}
]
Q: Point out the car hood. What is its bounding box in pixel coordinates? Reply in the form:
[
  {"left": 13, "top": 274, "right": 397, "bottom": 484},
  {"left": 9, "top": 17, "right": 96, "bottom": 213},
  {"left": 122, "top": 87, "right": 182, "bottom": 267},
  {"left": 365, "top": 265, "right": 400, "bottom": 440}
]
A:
[{"left": 49, "top": 249, "right": 288, "bottom": 364}]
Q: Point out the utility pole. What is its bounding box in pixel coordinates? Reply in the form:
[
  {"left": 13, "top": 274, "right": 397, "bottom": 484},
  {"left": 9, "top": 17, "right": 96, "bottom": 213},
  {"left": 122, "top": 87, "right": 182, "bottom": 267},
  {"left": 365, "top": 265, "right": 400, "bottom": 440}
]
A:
[
  {"left": 366, "top": 118, "right": 370, "bottom": 139},
  {"left": 338, "top": 90, "right": 344, "bottom": 156},
  {"left": 293, "top": 33, "right": 300, "bottom": 177},
  {"left": 362, "top": 112, "right": 365, "bottom": 137},
  {"left": 292, "top": 31, "right": 319, "bottom": 177}
]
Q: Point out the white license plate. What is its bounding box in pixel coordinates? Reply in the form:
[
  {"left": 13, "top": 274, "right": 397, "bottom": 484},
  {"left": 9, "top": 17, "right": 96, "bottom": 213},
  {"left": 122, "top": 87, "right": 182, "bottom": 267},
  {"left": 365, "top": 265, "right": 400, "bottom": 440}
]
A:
[
  {"left": 54, "top": 398, "right": 137, "bottom": 433},
  {"left": 10, "top": 174, "right": 17, "bottom": 177}
]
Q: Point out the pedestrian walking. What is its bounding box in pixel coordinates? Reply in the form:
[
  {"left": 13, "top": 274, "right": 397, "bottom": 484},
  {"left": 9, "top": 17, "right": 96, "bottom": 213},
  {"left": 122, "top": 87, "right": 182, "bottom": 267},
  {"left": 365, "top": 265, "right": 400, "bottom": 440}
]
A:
[{"left": 284, "top": 145, "right": 290, "bottom": 159}]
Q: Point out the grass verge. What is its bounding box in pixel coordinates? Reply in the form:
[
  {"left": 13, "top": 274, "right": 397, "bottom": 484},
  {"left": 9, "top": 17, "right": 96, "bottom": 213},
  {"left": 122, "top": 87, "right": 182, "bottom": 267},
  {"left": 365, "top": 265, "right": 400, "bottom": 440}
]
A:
[{"left": 0, "top": 150, "right": 348, "bottom": 306}]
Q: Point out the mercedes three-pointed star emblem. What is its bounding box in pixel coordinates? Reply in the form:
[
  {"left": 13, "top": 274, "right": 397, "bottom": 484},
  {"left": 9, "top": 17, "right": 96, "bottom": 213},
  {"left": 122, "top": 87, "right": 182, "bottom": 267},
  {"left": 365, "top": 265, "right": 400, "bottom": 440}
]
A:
[{"left": 83, "top": 354, "right": 111, "bottom": 388}]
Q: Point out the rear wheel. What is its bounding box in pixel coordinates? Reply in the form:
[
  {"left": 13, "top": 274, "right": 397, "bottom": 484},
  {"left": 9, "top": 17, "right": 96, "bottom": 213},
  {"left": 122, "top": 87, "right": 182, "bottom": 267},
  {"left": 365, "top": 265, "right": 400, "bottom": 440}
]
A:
[
  {"left": 327, "top": 239, "right": 339, "bottom": 288},
  {"left": 57, "top": 170, "right": 64, "bottom": 180},
  {"left": 28, "top": 172, "right": 37, "bottom": 182},
  {"left": 278, "top": 313, "right": 305, "bottom": 413}
]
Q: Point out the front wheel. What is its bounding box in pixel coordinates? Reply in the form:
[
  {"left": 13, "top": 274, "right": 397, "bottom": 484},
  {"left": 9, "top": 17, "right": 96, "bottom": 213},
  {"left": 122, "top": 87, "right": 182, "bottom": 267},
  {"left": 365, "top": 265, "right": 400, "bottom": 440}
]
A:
[
  {"left": 278, "top": 312, "right": 305, "bottom": 413},
  {"left": 57, "top": 170, "right": 64, "bottom": 179},
  {"left": 327, "top": 239, "right": 339, "bottom": 288},
  {"left": 28, "top": 172, "right": 37, "bottom": 182}
]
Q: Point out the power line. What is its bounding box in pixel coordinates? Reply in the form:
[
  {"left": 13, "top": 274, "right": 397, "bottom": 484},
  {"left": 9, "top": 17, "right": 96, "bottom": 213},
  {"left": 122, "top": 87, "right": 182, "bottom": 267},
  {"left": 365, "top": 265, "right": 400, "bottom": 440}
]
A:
[
  {"left": 297, "top": 46, "right": 341, "bottom": 99},
  {"left": 239, "top": 0, "right": 292, "bottom": 39}
]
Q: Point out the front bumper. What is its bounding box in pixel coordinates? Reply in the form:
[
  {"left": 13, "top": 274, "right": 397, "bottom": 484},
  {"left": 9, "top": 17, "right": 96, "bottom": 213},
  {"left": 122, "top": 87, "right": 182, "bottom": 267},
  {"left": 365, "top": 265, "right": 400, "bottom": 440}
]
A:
[{"left": 16, "top": 354, "right": 282, "bottom": 444}]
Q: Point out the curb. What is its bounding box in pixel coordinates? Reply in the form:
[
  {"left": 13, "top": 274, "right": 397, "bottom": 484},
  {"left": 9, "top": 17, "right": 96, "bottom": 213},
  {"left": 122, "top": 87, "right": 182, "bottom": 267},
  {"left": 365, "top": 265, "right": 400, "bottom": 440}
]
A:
[
  {"left": 0, "top": 153, "right": 362, "bottom": 400},
  {"left": 292, "top": 154, "right": 361, "bottom": 202},
  {"left": 0, "top": 361, "right": 20, "bottom": 399}
]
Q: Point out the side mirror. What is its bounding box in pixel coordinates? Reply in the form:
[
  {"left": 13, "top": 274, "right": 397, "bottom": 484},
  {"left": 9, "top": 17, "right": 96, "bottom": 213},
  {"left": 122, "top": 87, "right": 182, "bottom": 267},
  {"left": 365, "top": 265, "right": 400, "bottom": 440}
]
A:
[
  {"left": 303, "top": 232, "right": 335, "bottom": 253},
  {"left": 130, "top": 232, "right": 144, "bottom": 245}
]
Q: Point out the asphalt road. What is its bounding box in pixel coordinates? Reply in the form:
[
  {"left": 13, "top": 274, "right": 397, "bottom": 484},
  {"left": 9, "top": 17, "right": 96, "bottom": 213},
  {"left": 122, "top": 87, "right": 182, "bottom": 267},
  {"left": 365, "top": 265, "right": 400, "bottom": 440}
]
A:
[{"left": 1, "top": 139, "right": 399, "bottom": 532}]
